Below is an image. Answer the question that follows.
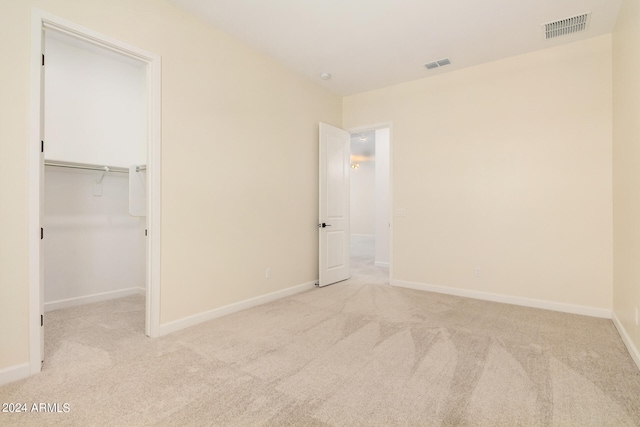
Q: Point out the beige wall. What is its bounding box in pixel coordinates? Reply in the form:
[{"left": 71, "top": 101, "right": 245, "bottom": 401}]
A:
[
  {"left": 613, "top": 0, "right": 640, "bottom": 355},
  {"left": 0, "top": 0, "right": 341, "bottom": 372},
  {"left": 344, "top": 36, "right": 613, "bottom": 310}
]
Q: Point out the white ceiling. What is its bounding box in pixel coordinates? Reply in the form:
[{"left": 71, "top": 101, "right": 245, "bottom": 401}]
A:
[{"left": 168, "top": 0, "right": 623, "bottom": 96}]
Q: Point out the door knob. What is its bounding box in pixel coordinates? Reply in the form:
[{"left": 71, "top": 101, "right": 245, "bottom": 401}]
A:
[{"left": 318, "top": 223, "right": 332, "bottom": 228}]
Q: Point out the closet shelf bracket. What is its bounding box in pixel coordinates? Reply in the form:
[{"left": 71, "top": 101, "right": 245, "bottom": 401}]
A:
[{"left": 96, "top": 167, "right": 109, "bottom": 184}]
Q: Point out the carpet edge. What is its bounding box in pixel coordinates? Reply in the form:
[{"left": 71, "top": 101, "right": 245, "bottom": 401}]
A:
[{"left": 392, "top": 279, "right": 612, "bottom": 318}]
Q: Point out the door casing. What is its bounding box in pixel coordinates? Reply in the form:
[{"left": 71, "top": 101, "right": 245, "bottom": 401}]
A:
[{"left": 28, "top": 9, "right": 162, "bottom": 375}]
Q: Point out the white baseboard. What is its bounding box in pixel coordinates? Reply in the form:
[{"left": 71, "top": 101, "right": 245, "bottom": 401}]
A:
[
  {"left": 0, "top": 363, "right": 30, "bottom": 387},
  {"left": 44, "top": 287, "right": 145, "bottom": 312},
  {"left": 612, "top": 311, "right": 640, "bottom": 371},
  {"left": 157, "top": 281, "right": 317, "bottom": 336},
  {"left": 374, "top": 261, "right": 389, "bottom": 267},
  {"left": 392, "top": 279, "right": 612, "bottom": 319}
]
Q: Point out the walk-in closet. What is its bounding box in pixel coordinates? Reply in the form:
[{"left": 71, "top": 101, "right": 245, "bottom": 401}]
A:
[{"left": 43, "top": 30, "right": 148, "bottom": 321}]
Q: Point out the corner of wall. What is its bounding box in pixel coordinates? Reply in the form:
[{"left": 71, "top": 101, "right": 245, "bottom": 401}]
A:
[{"left": 612, "top": 311, "right": 640, "bottom": 371}]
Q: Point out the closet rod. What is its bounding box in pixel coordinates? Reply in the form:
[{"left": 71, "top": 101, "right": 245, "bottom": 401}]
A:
[
  {"left": 44, "top": 161, "right": 129, "bottom": 173},
  {"left": 44, "top": 161, "right": 146, "bottom": 174}
]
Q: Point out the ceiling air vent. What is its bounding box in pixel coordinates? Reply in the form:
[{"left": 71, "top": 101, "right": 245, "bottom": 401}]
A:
[
  {"left": 543, "top": 12, "right": 591, "bottom": 40},
  {"left": 424, "top": 58, "right": 451, "bottom": 70}
]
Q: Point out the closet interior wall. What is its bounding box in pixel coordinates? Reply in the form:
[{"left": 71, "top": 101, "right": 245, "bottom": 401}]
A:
[{"left": 43, "top": 30, "right": 147, "bottom": 311}]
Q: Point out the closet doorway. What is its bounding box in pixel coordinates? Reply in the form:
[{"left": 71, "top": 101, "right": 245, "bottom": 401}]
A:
[
  {"left": 349, "top": 126, "right": 391, "bottom": 282},
  {"left": 28, "top": 10, "right": 161, "bottom": 374}
]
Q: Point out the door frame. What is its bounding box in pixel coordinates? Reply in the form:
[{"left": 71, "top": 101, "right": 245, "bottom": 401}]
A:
[
  {"left": 347, "top": 123, "right": 393, "bottom": 281},
  {"left": 28, "top": 9, "right": 162, "bottom": 374}
]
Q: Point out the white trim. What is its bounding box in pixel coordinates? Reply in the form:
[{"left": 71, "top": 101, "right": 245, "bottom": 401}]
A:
[
  {"left": 0, "top": 363, "right": 30, "bottom": 387},
  {"left": 44, "top": 287, "right": 145, "bottom": 312},
  {"left": 29, "top": 9, "right": 162, "bottom": 379},
  {"left": 374, "top": 261, "right": 390, "bottom": 267},
  {"left": 27, "top": 8, "right": 58, "bottom": 376},
  {"left": 612, "top": 311, "right": 640, "bottom": 371},
  {"left": 28, "top": 7, "right": 43, "bottom": 377},
  {"left": 348, "top": 123, "right": 394, "bottom": 133},
  {"left": 143, "top": 21, "right": 162, "bottom": 340},
  {"left": 392, "top": 279, "right": 612, "bottom": 319},
  {"left": 157, "top": 281, "right": 317, "bottom": 336},
  {"left": 39, "top": 13, "right": 157, "bottom": 61}
]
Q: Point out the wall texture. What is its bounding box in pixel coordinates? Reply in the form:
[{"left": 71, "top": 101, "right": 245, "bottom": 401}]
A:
[
  {"left": 344, "top": 35, "right": 613, "bottom": 312},
  {"left": 613, "top": 0, "right": 640, "bottom": 360},
  {"left": 0, "top": 0, "right": 341, "bottom": 374}
]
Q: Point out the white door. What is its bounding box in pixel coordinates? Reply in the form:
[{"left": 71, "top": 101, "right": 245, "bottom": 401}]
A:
[{"left": 319, "top": 123, "right": 350, "bottom": 287}]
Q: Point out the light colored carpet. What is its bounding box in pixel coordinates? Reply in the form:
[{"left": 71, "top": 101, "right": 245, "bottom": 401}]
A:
[{"left": 2, "top": 237, "right": 640, "bottom": 426}]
